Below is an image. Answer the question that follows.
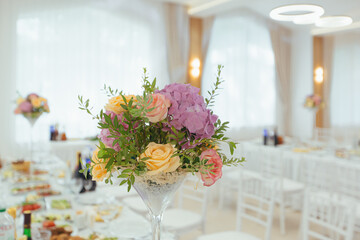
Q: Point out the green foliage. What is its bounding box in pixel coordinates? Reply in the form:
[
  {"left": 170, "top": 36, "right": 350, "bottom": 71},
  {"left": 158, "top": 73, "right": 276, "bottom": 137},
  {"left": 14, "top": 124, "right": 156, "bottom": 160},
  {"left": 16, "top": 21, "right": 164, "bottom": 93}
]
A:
[
  {"left": 205, "top": 65, "right": 224, "bottom": 108},
  {"left": 78, "top": 67, "right": 245, "bottom": 191}
]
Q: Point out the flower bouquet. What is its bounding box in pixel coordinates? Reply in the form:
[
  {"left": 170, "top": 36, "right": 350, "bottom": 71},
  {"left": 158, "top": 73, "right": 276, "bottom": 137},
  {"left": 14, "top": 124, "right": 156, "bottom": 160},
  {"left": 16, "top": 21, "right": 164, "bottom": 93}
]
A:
[
  {"left": 303, "top": 94, "right": 324, "bottom": 110},
  {"left": 79, "top": 66, "right": 244, "bottom": 240},
  {"left": 14, "top": 93, "right": 50, "bottom": 125},
  {"left": 14, "top": 93, "right": 50, "bottom": 162},
  {"left": 304, "top": 94, "right": 324, "bottom": 136}
]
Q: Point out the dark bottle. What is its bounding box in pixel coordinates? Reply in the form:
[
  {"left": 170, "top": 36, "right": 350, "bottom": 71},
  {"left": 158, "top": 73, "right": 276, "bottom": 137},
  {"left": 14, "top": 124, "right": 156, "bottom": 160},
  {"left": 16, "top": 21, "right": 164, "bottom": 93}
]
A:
[
  {"left": 274, "top": 127, "right": 279, "bottom": 146},
  {"left": 50, "top": 125, "right": 55, "bottom": 141},
  {"left": 263, "top": 129, "right": 268, "bottom": 145},
  {"left": 53, "top": 124, "right": 59, "bottom": 141},
  {"left": 23, "top": 211, "right": 31, "bottom": 240}
]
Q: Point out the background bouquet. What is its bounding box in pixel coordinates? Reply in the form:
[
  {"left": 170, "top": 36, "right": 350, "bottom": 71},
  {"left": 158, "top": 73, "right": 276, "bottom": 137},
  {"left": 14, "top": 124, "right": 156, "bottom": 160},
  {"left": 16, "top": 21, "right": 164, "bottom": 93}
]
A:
[
  {"left": 14, "top": 92, "right": 50, "bottom": 118},
  {"left": 304, "top": 94, "right": 324, "bottom": 109},
  {"left": 79, "top": 66, "right": 244, "bottom": 190}
]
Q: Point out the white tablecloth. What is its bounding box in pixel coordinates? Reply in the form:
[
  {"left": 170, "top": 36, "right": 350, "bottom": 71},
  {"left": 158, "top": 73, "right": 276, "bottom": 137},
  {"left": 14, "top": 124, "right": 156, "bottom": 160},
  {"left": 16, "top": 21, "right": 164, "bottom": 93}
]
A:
[{"left": 48, "top": 140, "right": 97, "bottom": 162}]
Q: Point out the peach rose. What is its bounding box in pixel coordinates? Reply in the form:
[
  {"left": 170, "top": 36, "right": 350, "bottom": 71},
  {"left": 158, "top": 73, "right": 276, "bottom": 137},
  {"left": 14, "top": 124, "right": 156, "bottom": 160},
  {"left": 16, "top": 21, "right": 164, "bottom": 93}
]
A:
[
  {"left": 140, "top": 142, "right": 181, "bottom": 175},
  {"left": 146, "top": 94, "right": 171, "bottom": 123},
  {"left": 105, "top": 95, "right": 137, "bottom": 114},
  {"left": 39, "top": 97, "right": 47, "bottom": 103},
  {"left": 16, "top": 97, "right": 25, "bottom": 105},
  {"left": 91, "top": 148, "right": 110, "bottom": 182},
  {"left": 199, "top": 149, "right": 223, "bottom": 187},
  {"left": 31, "top": 98, "right": 42, "bottom": 108}
]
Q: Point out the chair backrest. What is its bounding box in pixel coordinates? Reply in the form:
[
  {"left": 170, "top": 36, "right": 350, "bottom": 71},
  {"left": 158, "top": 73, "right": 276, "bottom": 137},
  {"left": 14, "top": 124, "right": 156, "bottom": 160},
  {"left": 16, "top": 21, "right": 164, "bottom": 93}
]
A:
[
  {"left": 177, "top": 175, "right": 209, "bottom": 231},
  {"left": 260, "top": 147, "right": 284, "bottom": 178},
  {"left": 299, "top": 156, "right": 337, "bottom": 193},
  {"left": 302, "top": 189, "right": 356, "bottom": 240},
  {"left": 335, "top": 162, "right": 360, "bottom": 200},
  {"left": 236, "top": 172, "right": 276, "bottom": 240},
  {"left": 314, "top": 128, "right": 336, "bottom": 144}
]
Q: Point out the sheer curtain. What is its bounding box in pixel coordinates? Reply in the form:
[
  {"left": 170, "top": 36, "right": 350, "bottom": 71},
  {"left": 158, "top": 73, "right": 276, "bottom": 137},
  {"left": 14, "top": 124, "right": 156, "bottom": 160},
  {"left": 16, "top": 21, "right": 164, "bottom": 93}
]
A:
[
  {"left": 330, "top": 33, "right": 360, "bottom": 127},
  {"left": 163, "top": 3, "right": 189, "bottom": 83},
  {"left": 13, "top": 0, "right": 169, "bottom": 144},
  {"left": 269, "top": 24, "right": 292, "bottom": 135},
  {"left": 201, "top": 11, "right": 276, "bottom": 140}
]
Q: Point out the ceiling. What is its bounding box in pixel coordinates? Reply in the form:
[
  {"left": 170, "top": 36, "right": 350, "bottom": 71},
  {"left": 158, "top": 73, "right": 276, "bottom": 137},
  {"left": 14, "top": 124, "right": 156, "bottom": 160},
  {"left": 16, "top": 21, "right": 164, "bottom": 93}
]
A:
[{"left": 155, "top": 0, "right": 360, "bottom": 34}]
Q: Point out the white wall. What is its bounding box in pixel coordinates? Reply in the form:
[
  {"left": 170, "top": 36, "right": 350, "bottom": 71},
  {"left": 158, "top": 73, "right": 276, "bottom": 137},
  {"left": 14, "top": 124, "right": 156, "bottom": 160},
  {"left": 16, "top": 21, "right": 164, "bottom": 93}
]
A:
[{"left": 290, "top": 29, "right": 313, "bottom": 139}]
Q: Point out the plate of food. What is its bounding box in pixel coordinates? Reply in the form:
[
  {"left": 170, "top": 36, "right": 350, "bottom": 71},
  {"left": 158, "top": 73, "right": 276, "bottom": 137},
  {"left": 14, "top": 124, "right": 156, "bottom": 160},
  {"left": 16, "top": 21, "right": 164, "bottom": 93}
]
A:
[
  {"left": 11, "top": 183, "right": 51, "bottom": 195},
  {"left": 45, "top": 196, "right": 73, "bottom": 210},
  {"left": 33, "top": 169, "right": 49, "bottom": 175},
  {"left": 43, "top": 222, "right": 78, "bottom": 240},
  {"left": 22, "top": 201, "right": 43, "bottom": 213},
  {"left": 11, "top": 160, "right": 31, "bottom": 173},
  {"left": 51, "top": 199, "right": 72, "bottom": 210},
  {"left": 14, "top": 175, "right": 46, "bottom": 184},
  {"left": 37, "top": 189, "right": 61, "bottom": 197}
]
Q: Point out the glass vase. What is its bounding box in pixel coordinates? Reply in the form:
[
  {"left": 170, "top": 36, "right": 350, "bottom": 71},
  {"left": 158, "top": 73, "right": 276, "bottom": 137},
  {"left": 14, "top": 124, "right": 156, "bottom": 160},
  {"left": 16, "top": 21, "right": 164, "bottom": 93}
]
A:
[
  {"left": 133, "top": 172, "right": 187, "bottom": 240},
  {"left": 308, "top": 108, "right": 318, "bottom": 139},
  {"left": 23, "top": 112, "right": 42, "bottom": 163}
]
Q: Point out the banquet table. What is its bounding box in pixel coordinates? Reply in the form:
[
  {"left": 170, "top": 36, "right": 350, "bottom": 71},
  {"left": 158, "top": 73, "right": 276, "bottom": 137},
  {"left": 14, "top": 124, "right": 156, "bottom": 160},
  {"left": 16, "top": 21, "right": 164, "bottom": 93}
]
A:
[
  {"left": 0, "top": 158, "right": 176, "bottom": 240},
  {"left": 240, "top": 138, "right": 360, "bottom": 181}
]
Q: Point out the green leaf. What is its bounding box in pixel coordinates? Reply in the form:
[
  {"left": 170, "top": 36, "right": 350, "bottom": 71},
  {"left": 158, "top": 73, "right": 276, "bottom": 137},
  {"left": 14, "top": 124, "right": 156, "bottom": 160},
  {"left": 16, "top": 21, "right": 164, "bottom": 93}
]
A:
[
  {"left": 122, "top": 169, "right": 133, "bottom": 174},
  {"left": 130, "top": 174, "right": 135, "bottom": 185}
]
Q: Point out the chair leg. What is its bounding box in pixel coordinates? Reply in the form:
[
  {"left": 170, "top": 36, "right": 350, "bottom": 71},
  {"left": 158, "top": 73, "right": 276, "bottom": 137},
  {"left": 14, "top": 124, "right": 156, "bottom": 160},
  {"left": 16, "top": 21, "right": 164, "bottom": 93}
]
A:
[
  {"left": 279, "top": 199, "right": 286, "bottom": 235},
  {"left": 218, "top": 181, "right": 225, "bottom": 209}
]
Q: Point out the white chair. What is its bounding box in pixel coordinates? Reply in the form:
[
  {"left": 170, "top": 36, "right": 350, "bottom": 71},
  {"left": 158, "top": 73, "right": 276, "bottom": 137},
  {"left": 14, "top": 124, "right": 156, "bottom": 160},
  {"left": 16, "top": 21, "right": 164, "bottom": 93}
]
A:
[
  {"left": 261, "top": 147, "right": 304, "bottom": 235},
  {"left": 301, "top": 189, "right": 356, "bottom": 240},
  {"left": 299, "top": 156, "right": 337, "bottom": 193},
  {"left": 163, "top": 175, "right": 209, "bottom": 237},
  {"left": 334, "top": 162, "right": 360, "bottom": 234},
  {"left": 198, "top": 173, "right": 277, "bottom": 240},
  {"left": 218, "top": 167, "right": 261, "bottom": 209},
  {"left": 300, "top": 159, "right": 360, "bottom": 237},
  {"left": 218, "top": 143, "right": 260, "bottom": 209}
]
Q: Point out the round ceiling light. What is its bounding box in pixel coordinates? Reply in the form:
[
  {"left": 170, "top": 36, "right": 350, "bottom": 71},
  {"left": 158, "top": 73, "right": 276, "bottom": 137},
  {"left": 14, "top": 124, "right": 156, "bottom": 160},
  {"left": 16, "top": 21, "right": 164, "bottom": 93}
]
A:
[
  {"left": 270, "top": 4, "right": 324, "bottom": 22},
  {"left": 293, "top": 15, "right": 320, "bottom": 25},
  {"left": 315, "top": 16, "right": 353, "bottom": 28}
]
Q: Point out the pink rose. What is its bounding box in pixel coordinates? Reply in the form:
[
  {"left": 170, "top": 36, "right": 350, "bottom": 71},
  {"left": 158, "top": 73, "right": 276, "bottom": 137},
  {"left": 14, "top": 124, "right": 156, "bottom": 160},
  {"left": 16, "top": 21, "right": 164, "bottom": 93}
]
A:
[
  {"left": 199, "top": 149, "right": 223, "bottom": 187},
  {"left": 14, "top": 108, "right": 22, "bottom": 114},
  {"left": 146, "top": 93, "right": 171, "bottom": 123},
  {"left": 27, "top": 93, "right": 39, "bottom": 101}
]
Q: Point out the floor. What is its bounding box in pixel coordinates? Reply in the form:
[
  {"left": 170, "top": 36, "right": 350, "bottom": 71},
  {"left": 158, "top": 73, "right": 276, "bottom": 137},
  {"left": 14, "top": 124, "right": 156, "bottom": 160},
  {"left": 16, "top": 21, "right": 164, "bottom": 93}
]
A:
[{"left": 179, "top": 198, "right": 301, "bottom": 240}]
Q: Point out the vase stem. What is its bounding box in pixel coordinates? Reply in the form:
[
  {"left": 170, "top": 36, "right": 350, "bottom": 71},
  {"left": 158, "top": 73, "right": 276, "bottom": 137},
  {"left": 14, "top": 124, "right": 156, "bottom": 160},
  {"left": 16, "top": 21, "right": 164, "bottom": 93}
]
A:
[
  {"left": 151, "top": 214, "right": 162, "bottom": 240},
  {"left": 30, "top": 124, "right": 33, "bottom": 161}
]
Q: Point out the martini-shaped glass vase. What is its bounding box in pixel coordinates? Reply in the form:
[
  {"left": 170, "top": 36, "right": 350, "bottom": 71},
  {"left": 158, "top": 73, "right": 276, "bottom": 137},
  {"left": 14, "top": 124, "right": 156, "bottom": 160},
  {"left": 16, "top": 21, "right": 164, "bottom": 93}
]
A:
[{"left": 133, "top": 172, "right": 187, "bottom": 240}]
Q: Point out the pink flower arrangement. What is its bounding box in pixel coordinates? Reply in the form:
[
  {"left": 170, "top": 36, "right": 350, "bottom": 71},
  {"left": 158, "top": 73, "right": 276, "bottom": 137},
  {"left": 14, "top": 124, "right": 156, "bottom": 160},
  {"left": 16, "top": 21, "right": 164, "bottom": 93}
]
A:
[
  {"left": 14, "top": 92, "right": 50, "bottom": 116},
  {"left": 304, "top": 94, "right": 324, "bottom": 109},
  {"left": 80, "top": 67, "right": 244, "bottom": 189}
]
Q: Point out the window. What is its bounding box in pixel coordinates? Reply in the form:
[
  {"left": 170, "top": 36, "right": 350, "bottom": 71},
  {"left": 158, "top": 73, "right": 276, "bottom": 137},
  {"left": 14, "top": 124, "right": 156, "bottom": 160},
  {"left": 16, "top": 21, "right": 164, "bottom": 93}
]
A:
[
  {"left": 15, "top": 4, "right": 169, "bottom": 143},
  {"left": 202, "top": 13, "right": 276, "bottom": 132}
]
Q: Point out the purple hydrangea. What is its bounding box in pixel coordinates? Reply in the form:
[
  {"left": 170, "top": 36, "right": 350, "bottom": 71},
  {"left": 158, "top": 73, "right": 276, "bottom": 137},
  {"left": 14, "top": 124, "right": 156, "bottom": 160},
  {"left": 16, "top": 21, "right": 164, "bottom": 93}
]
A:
[
  {"left": 156, "top": 83, "right": 218, "bottom": 144},
  {"left": 19, "top": 101, "right": 33, "bottom": 113}
]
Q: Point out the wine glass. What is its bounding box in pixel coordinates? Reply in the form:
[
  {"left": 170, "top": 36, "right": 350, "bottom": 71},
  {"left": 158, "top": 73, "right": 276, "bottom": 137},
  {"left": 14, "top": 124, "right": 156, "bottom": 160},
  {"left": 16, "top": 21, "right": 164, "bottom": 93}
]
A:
[
  {"left": 32, "top": 228, "right": 51, "bottom": 240},
  {"left": 95, "top": 204, "right": 119, "bottom": 235},
  {"left": 69, "top": 178, "right": 84, "bottom": 196}
]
